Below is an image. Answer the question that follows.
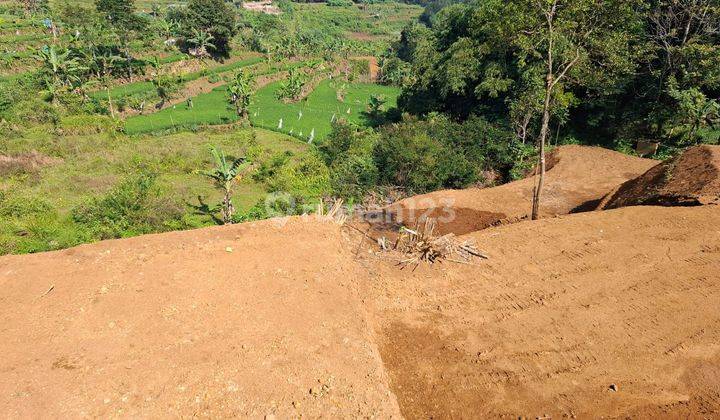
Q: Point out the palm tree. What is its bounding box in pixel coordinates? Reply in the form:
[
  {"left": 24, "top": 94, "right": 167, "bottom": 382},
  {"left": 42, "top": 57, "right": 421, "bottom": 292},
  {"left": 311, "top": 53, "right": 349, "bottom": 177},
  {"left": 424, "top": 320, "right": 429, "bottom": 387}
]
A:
[
  {"left": 198, "top": 147, "right": 251, "bottom": 224},
  {"left": 227, "top": 70, "right": 254, "bottom": 119}
]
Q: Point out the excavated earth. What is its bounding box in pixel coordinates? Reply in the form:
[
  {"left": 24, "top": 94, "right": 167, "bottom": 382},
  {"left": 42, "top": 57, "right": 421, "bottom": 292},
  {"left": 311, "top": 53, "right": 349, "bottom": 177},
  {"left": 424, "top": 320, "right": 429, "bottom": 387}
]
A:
[
  {"left": 389, "top": 145, "right": 657, "bottom": 235},
  {"left": 601, "top": 144, "right": 720, "bottom": 209},
  {"left": 1, "top": 145, "right": 719, "bottom": 418}
]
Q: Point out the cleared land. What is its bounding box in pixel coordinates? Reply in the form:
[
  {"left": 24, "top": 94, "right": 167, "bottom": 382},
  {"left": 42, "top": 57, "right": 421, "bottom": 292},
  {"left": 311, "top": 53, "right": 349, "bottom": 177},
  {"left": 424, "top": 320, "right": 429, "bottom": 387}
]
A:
[{"left": 1, "top": 145, "right": 719, "bottom": 417}]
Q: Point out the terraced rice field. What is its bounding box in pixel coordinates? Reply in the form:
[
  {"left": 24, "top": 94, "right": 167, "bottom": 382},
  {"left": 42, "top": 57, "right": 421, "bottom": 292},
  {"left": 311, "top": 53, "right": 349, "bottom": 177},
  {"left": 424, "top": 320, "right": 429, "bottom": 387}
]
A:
[{"left": 125, "top": 77, "right": 400, "bottom": 139}]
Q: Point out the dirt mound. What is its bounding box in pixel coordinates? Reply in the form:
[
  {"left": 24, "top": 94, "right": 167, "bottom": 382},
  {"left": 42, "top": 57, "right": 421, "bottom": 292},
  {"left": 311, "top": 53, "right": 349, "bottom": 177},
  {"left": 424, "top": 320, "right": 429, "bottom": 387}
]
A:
[
  {"left": 601, "top": 145, "right": 720, "bottom": 209},
  {"left": 366, "top": 205, "right": 720, "bottom": 418},
  {"left": 389, "top": 145, "right": 656, "bottom": 235},
  {"left": 2, "top": 203, "right": 719, "bottom": 417},
  {"left": 0, "top": 218, "right": 400, "bottom": 418}
]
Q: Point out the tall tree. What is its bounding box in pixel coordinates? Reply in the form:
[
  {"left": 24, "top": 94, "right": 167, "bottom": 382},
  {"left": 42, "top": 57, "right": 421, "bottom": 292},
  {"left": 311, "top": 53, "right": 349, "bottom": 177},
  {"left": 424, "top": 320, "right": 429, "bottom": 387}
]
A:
[
  {"left": 507, "top": 0, "right": 641, "bottom": 219},
  {"left": 179, "top": 0, "right": 237, "bottom": 57},
  {"left": 95, "top": 0, "right": 145, "bottom": 81}
]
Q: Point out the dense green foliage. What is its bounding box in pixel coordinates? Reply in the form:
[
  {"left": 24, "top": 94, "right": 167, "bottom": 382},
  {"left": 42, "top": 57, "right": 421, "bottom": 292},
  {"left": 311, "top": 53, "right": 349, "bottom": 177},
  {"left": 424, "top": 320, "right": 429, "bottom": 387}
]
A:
[
  {"left": 173, "top": 0, "right": 237, "bottom": 57},
  {"left": 318, "top": 114, "right": 530, "bottom": 199},
  {"left": 391, "top": 0, "right": 720, "bottom": 151}
]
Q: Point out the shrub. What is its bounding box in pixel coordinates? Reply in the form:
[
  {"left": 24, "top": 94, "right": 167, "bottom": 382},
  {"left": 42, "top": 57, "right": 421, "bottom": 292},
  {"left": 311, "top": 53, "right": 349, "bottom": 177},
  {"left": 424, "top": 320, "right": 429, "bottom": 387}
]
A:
[
  {"left": 72, "top": 172, "right": 185, "bottom": 239},
  {"left": 330, "top": 153, "right": 379, "bottom": 199},
  {"left": 0, "top": 194, "right": 53, "bottom": 218},
  {"left": 10, "top": 98, "right": 59, "bottom": 126},
  {"left": 268, "top": 152, "right": 331, "bottom": 213},
  {"left": 363, "top": 114, "right": 517, "bottom": 194},
  {"left": 327, "top": 0, "right": 354, "bottom": 7}
]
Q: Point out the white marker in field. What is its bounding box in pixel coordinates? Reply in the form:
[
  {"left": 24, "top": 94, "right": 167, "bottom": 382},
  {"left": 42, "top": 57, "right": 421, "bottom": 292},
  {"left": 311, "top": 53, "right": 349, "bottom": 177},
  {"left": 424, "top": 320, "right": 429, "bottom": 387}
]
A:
[
  {"left": 308, "top": 128, "right": 315, "bottom": 144},
  {"left": 278, "top": 118, "right": 283, "bottom": 129},
  {"left": 298, "top": 110, "right": 303, "bottom": 120}
]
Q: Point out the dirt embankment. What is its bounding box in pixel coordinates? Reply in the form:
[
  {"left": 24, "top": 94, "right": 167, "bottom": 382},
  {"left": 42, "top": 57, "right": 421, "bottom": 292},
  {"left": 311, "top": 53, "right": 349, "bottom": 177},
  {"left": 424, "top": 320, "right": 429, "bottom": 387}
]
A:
[
  {"left": 600, "top": 144, "right": 720, "bottom": 209},
  {"left": 389, "top": 145, "right": 657, "bottom": 235},
  {"left": 0, "top": 219, "right": 400, "bottom": 418},
  {"left": 369, "top": 204, "right": 720, "bottom": 418},
  {"left": 2, "top": 145, "right": 720, "bottom": 418},
  {"left": 2, "top": 205, "right": 719, "bottom": 418}
]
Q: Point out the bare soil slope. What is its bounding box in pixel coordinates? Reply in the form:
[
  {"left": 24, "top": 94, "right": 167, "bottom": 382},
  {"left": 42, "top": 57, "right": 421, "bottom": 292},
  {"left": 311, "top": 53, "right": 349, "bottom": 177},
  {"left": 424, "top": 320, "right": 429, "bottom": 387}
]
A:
[
  {"left": 368, "top": 205, "right": 720, "bottom": 418},
  {"left": 0, "top": 218, "right": 400, "bottom": 418},
  {"left": 390, "top": 145, "right": 656, "bottom": 234},
  {"left": 601, "top": 144, "right": 720, "bottom": 209},
  {"left": 2, "top": 146, "right": 720, "bottom": 418}
]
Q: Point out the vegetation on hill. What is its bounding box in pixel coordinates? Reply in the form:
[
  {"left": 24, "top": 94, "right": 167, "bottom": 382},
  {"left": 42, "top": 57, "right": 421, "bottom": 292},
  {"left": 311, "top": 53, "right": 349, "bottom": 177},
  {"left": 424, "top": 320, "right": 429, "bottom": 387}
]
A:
[{"left": 0, "top": 0, "right": 717, "bottom": 255}]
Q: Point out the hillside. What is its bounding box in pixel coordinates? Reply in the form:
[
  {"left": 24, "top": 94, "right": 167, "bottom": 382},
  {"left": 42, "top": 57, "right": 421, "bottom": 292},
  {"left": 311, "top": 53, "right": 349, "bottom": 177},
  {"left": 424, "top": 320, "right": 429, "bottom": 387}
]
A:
[
  {"left": 601, "top": 145, "right": 720, "bottom": 209},
  {"left": 0, "top": 218, "right": 400, "bottom": 417},
  {"left": 390, "top": 145, "right": 657, "bottom": 234},
  {"left": 2, "top": 196, "right": 719, "bottom": 418}
]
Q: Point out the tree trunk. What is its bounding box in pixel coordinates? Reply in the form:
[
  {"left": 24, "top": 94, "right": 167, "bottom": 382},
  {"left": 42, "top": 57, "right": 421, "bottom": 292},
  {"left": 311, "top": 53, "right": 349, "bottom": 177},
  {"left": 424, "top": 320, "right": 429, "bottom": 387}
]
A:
[
  {"left": 106, "top": 86, "right": 115, "bottom": 119},
  {"left": 222, "top": 188, "right": 234, "bottom": 224},
  {"left": 531, "top": 82, "right": 553, "bottom": 221},
  {"left": 125, "top": 46, "right": 133, "bottom": 82}
]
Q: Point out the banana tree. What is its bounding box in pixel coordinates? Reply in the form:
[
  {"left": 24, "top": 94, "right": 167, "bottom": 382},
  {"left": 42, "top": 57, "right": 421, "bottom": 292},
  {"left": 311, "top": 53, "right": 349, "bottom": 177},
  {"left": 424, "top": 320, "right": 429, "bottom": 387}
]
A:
[
  {"left": 227, "top": 69, "right": 254, "bottom": 119},
  {"left": 97, "top": 50, "right": 123, "bottom": 118},
  {"left": 36, "top": 45, "right": 86, "bottom": 105},
  {"left": 199, "top": 147, "right": 251, "bottom": 224},
  {"left": 187, "top": 29, "right": 216, "bottom": 62}
]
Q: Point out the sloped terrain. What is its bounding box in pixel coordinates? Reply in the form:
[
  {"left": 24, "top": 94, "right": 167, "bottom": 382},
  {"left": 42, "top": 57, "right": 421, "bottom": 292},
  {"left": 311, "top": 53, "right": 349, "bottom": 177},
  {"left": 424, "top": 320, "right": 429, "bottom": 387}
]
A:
[
  {"left": 2, "top": 146, "right": 720, "bottom": 418},
  {"left": 0, "top": 219, "right": 400, "bottom": 418},
  {"left": 390, "top": 145, "right": 657, "bottom": 235},
  {"left": 367, "top": 205, "right": 720, "bottom": 418},
  {"left": 601, "top": 145, "right": 720, "bottom": 209}
]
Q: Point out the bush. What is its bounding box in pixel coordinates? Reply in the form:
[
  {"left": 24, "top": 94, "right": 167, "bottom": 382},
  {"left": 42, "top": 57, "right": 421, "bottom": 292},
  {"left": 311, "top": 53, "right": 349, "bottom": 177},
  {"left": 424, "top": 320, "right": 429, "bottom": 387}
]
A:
[
  {"left": 318, "top": 121, "right": 377, "bottom": 164},
  {"left": 72, "top": 172, "right": 186, "bottom": 239},
  {"left": 322, "top": 114, "right": 518, "bottom": 195},
  {"left": 268, "top": 152, "right": 331, "bottom": 213},
  {"left": 0, "top": 194, "right": 53, "bottom": 218},
  {"left": 10, "top": 98, "right": 59, "bottom": 126},
  {"left": 330, "top": 153, "right": 379, "bottom": 199},
  {"left": 327, "top": 0, "right": 354, "bottom": 7}
]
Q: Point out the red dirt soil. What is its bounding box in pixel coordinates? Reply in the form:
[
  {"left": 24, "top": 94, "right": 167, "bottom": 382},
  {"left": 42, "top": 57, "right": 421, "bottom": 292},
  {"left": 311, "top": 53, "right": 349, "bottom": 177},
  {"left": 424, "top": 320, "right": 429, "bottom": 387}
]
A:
[
  {"left": 0, "top": 219, "right": 400, "bottom": 418},
  {"left": 601, "top": 144, "right": 720, "bottom": 209},
  {"left": 1, "top": 206, "right": 719, "bottom": 417},
  {"left": 369, "top": 205, "right": 720, "bottom": 418},
  {"left": 2, "top": 145, "right": 720, "bottom": 418},
  {"left": 390, "top": 145, "right": 657, "bottom": 234}
]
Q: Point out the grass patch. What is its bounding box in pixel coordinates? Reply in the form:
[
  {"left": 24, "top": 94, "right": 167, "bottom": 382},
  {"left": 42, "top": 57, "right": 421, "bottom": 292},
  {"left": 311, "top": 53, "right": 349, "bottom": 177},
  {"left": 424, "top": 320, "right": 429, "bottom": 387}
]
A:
[{"left": 0, "top": 127, "right": 308, "bottom": 255}]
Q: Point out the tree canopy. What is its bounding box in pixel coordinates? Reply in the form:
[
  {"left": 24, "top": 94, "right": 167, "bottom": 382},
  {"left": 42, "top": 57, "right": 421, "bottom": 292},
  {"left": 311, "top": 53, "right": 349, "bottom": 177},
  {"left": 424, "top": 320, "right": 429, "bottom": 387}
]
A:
[{"left": 391, "top": 0, "right": 720, "bottom": 150}]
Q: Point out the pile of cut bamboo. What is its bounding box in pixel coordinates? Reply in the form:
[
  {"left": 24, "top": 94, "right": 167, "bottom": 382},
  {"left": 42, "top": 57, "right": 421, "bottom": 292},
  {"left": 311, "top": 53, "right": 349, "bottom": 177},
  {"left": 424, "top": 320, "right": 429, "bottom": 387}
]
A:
[{"left": 392, "top": 218, "right": 488, "bottom": 270}]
